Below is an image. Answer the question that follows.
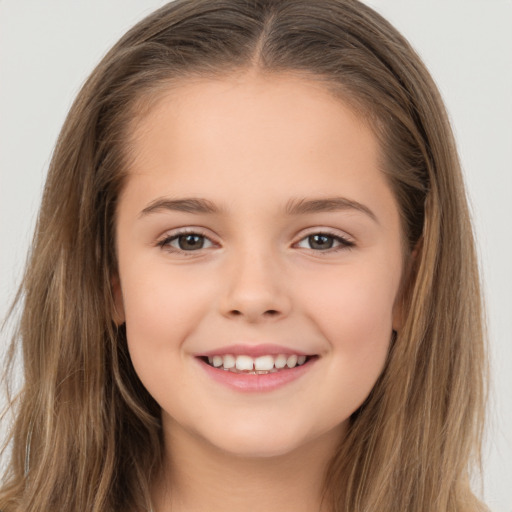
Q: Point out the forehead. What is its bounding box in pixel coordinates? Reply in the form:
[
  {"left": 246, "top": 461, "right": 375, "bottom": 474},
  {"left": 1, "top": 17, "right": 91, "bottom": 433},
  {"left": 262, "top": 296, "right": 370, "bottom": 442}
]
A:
[
  {"left": 127, "top": 71, "right": 377, "bottom": 154},
  {"left": 119, "top": 72, "right": 395, "bottom": 220},
  {"left": 128, "top": 73, "right": 379, "bottom": 166}
]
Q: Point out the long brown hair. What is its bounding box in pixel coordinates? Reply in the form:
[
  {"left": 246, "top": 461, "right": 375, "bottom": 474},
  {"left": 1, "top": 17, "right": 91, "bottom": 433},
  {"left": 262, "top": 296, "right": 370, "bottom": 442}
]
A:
[{"left": 0, "top": 1, "right": 487, "bottom": 511}]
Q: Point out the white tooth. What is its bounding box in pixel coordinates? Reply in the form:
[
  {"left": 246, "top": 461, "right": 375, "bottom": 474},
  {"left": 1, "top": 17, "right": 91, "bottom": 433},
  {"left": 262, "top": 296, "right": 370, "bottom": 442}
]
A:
[
  {"left": 297, "top": 355, "right": 306, "bottom": 365},
  {"left": 286, "top": 355, "right": 298, "bottom": 368},
  {"left": 212, "top": 355, "right": 223, "bottom": 367},
  {"left": 274, "top": 354, "right": 287, "bottom": 369},
  {"left": 254, "top": 355, "right": 274, "bottom": 371},
  {"left": 236, "top": 355, "right": 254, "bottom": 371},
  {"left": 208, "top": 356, "right": 213, "bottom": 365},
  {"left": 223, "top": 354, "right": 236, "bottom": 369}
]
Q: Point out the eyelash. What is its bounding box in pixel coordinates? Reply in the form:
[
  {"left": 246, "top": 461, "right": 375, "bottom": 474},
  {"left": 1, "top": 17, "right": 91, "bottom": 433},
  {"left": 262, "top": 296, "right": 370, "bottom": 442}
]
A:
[
  {"left": 295, "top": 232, "right": 355, "bottom": 252},
  {"left": 156, "top": 229, "right": 216, "bottom": 254},
  {"left": 156, "top": 229, "right": 355, "bottom": 255}
]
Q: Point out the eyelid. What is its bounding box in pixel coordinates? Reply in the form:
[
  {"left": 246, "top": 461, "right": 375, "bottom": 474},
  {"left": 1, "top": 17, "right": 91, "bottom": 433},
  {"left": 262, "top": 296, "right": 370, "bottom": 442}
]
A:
[
  {"left": 156, "top": 227, "right": 218, "bottom": 253},
  {"left": 155, "top": 226, "right": 355, "bottom": 254},
  {"left": 293, "top": 228, "right": 355, "bottom": 251}
]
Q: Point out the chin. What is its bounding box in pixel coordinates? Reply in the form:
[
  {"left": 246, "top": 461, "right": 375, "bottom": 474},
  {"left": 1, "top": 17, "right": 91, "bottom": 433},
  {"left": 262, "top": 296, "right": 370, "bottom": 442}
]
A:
[
  {"left": 213, "top": 434, "right": 306, "bottom": 459},
  {"left": 198, "top": 419, "right": 343, "bottom": 461}
]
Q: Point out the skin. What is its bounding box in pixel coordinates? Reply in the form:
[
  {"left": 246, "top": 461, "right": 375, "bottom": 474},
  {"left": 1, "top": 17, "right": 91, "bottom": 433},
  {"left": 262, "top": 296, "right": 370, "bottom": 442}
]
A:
[{"left": 113, "top": 72, "right": 405, "bottom": 512}]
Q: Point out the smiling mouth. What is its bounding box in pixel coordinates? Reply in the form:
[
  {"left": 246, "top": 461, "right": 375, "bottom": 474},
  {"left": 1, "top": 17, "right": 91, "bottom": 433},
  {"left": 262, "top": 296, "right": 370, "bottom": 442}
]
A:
[{"left": 198, "top": 354, "right": 317, "bottom": 374}]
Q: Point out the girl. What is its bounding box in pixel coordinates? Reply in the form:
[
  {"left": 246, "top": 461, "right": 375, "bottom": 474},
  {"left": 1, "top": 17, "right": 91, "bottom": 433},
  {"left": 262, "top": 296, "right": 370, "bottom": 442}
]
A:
[{"left": 0, "top": 1, "right": 489, "bottom": 511}]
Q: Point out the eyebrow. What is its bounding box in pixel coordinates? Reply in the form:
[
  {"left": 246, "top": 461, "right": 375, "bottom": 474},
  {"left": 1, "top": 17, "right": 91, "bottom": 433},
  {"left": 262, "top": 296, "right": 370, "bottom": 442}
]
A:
[
  {"left": 139, "top": 197, "right": 222, "bottom": 217},
  {"left": 285, "top": 197, "right": 378, "bottom": 223},
  {"left": 139, "top": 196, "right": 377, "bottom": 223}
]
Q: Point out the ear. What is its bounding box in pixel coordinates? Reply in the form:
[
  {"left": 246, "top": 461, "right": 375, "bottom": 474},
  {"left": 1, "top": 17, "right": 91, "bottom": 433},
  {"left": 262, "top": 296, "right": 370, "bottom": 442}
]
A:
[
  {"left": 392, "top": 239, "right": 422, "bottom": 332},
  {"left": 111, "top": 274, "right": 126, "bottom": 325}
]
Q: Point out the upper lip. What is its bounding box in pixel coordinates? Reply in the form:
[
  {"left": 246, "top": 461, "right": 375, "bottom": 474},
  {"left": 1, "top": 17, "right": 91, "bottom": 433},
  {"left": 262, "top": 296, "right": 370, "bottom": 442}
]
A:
[{"left": 197, "top": 344, "right": 312, "bottom": 358}]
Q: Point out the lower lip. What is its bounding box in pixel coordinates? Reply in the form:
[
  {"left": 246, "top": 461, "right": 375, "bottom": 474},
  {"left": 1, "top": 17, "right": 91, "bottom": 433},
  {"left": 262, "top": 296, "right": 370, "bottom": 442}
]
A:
[{"left": 197, "top": 357, "right": 317, "bottom": 393}]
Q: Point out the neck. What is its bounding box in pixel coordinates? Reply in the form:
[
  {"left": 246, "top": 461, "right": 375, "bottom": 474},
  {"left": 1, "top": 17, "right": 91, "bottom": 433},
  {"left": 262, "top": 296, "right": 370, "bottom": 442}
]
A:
[{"left": 152, "top": 421, "right": 344, "bottom": 512}]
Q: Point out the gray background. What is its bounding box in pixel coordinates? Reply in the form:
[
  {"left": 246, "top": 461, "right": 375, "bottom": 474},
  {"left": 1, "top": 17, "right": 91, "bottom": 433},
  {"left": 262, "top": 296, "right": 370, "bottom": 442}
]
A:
[{"left": 1, "top": 1, "right": 510, "bottom": 510}]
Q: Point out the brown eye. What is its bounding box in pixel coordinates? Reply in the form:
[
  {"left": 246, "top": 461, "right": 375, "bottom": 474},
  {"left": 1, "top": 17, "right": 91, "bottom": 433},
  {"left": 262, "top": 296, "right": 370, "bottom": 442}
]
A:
[
  {"left": 308, "top": 234, "right": 334, "bottom": 250},
  {"left": 159, "top": 232, "right": 214, "bottom": 252},
  {"left": 176, "top": 234, "right": 205, "bottom": 250},
  {"left": 296, "top": 232, "right": 354, "bottom": 251}
]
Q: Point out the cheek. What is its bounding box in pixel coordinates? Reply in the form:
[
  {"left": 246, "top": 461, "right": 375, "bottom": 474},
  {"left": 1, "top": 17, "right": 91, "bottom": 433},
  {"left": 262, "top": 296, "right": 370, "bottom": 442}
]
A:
[
  {"left": 307, "top": 272, "right": 397, "bottom": 413},
  {"left": 119, "top": 263, "right": 208, "bottom": 375},
  {"left": 122, "top": 260, "right": 207, "bottom": 326},
  {"left": 299, "top": 257, "right": 400, "bottom": 363}
]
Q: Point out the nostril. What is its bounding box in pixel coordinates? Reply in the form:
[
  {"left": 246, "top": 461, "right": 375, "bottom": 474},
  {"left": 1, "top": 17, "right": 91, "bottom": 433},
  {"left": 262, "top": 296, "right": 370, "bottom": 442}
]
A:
[
  {"left": 229, "top": 309, "right": 279, "bottom": 316},
  {"left": 225, "top": 308, "right": 283, "bottom": 320}
]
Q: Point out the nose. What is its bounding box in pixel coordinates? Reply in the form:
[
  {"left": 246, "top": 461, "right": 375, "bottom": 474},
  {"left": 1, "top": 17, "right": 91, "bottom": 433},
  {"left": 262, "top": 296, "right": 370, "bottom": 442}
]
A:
[{"left": 218, "top": 247, "right": 291, "bottom": 323}]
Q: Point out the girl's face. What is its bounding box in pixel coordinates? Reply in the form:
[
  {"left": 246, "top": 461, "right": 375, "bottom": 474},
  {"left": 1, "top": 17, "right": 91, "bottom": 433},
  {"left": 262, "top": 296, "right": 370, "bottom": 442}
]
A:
[{"left": 114, "top": 73, "right": 404, "bottom": 458}]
